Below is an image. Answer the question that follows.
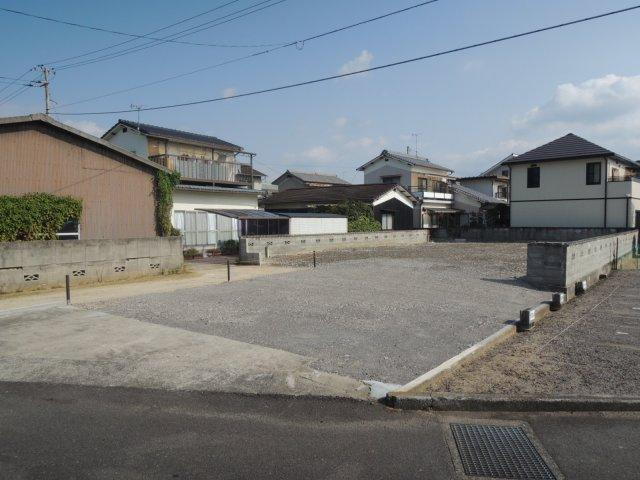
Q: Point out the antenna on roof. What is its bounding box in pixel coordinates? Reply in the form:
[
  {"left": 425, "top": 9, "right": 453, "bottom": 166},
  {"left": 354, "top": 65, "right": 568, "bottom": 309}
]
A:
[
  {"left": 411, "top": 133, "right": 420, "bottom": 157},
  {"left": 129, "top": 103, "right": 144, "bottom": 129}
]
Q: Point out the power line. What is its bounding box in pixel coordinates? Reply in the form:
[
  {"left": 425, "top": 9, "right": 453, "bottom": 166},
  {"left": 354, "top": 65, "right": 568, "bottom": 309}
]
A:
[
  {"left": 55, "top": 4, "right": 640, "bottom": 116},
  {"left": 53, "top": 0, "right": 288, "bottom": 70},
  {"left": 0, "top": 6, "right": 285, "bottom": 49},
  {"left": 53, "top": 0, "right": 440, "bottom": 109},
  {"left": 0, "top": 68, "right": 34, "bottom": 97},
  {"left": 43, "top": 0, "right": 245, "bottom": 66}
]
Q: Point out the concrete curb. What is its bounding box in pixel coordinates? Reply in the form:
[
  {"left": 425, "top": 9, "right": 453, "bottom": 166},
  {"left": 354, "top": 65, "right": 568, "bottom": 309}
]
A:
[
  {"left": 388, "top": 323, "right": 517, "bottom": 396},
  {"left": 386, "top": 392, "right": 640, "bottom": 412}
]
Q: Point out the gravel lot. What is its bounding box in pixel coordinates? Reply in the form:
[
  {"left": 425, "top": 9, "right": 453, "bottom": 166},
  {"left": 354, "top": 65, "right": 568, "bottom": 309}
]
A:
[
  {"left": 422, "top": 269, "right": 640, "bottom": 396},
  {"left": 86, "top": 243, "right": 550, "bottom": 384}
]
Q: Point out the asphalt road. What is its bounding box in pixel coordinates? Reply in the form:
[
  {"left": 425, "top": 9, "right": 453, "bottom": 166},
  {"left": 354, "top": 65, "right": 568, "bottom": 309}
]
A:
[{"left": 2, "top": 382, "right": 639, "bottom": 480}]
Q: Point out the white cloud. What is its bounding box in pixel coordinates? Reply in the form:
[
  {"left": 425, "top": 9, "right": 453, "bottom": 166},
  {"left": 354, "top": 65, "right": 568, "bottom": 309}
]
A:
[
  {"left": 338, "top": 50, "right": 373, "bottom": 76},
  {"left": 222, "top": 87, "right": 237, "bottom": 98},
  {"left": 334, "top": 116, "right": 348, "bottom": 128},
  {"left": 344, "top": 136, "right": 386, "bottom": 150},
  {"left": 65, "top": 120, "right": 106, "bottom": 138},
  {"left": 302, "top": 145, "right": 335, "bottom": 162}
]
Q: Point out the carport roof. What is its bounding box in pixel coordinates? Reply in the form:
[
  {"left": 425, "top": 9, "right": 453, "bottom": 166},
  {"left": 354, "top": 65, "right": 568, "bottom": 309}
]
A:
[{"left": 197, "top": 209, "right": 284, "bottom": 219}]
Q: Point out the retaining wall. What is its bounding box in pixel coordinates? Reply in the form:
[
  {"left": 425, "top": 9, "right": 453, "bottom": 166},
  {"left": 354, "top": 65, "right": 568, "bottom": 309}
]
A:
[
  {"left": 527, "top": 230, "right": 638, "bottom": 296},
  {"left": 239, "top": 229, "right": 430, "bottom": 264},
  {"left": 0, "top": 236, "right": 183, "bottom": 294},
  {"left": 444, "top": 227, "right": 625, "bottom": 243}
]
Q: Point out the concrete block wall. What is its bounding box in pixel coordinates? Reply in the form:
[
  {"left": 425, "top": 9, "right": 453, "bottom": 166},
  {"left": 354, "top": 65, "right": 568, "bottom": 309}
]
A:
[
  {"left": 527, "top": 230, "right": 638, "bottom": 296},
  {"left": 447, "top": 227, "right": 625, "bottom": 243},
  {"left": 0, "top": 237, "right": 183, "bottom": 294},
  {"left": 240, "top": 230, "right": 430, "bottom": 264}
]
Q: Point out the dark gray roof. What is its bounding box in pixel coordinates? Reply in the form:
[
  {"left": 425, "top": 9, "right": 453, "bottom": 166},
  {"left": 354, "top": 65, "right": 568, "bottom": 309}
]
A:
[
  {"left": 197, "top": 209, "right": 283, "bottom": 219},
  {"left": 104, "top": 119, "right": 242, "bottom": 151},
  {"left": 504, "top": 134, "right": 615, "bottom": 165},
  {"left": 262, "top": 183, "right": 415, "bottom": 205},
  {"left": 273, "top": 170, "right": 351, "bottom": 186},
  {"left": 357, "top": 150, "right": 454, "bottom": 173},
  {"left": 451, "top": 183, "right": 507, "bottom": 205},
  {"left": 240, "top": 164, "right": 266, "bottom": 177},
  {"left": 0, "top": 114, "right": 169, "bottom": 174}
]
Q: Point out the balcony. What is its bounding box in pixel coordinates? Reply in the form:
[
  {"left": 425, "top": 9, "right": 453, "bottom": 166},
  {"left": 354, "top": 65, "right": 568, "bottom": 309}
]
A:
[
  {"left": 149, "top": 154, "right": 252, "bottom": 185},
  {"left": 409, "top": 184, "right": 453, "bottom": 202},
  {"left": 607, "top": 175, "right": 640, "bottom": 197}
]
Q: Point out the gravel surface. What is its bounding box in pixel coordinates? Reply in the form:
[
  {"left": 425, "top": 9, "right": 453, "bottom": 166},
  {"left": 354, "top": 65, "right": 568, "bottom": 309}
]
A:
[
  {"left": 86, "top": 243, "right": 550, "bottom": 384},
  {"left": 422, "top": 269, "right": 640, "bottom": 396}
]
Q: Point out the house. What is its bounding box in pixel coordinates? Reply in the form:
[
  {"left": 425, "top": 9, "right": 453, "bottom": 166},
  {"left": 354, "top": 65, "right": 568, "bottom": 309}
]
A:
[
  {"left": 261, "top": 183, "right": 416, "bottom": 230},
  {"left": 0, "top": 114, "right": 168, "bottom": 239},
  {"left": 103, "top": 119, "right": 262, "bottom": 248},
  {"left": 450, "top": 183, "right": 509, "bottom": 227},
  {"left": 505, "top": 133, "right": 640, "bottom": 228},
  {"left": 272, "top": 170, "right": 351, "bottom": 191},
  {"left": 456, "top": 154, "right": 513, "bottom": 201},
  {"left": 357, "top": 149, "right": 456, "bottom": 228}
]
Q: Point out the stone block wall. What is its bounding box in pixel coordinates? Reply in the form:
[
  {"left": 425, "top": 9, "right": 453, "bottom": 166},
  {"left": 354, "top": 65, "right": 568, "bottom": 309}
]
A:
[
  {"left": 240, "top": 230, "right": 430, "bottom": 264},
  {"left": 0, "top": 237, "right": 183, "bottom": 294}
]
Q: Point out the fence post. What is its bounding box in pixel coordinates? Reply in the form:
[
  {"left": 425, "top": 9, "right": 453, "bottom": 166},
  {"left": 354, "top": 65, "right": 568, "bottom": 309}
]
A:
[
  {"left": 227, "top": 259, "right": 231, "bottom": 282},
  {"left": 65, "top": 274, "right": 71, "bottom": 305},
  {"left": 313, "top": 251, "right": 316, "bottom": 268}
]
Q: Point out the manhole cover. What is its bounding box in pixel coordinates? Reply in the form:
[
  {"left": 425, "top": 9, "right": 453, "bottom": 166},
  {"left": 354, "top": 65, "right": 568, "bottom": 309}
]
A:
[{"left": 450, "top": 423, "right": 557, "bottom": 479}]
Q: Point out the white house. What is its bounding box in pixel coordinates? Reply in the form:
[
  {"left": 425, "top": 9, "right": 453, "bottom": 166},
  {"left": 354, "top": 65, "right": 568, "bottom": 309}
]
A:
[
  {"left": 506, "top": 134, "right": 640, "bottom": 228},
  {"left": 357, "top": 149, "right": 456, "bottom": 228},
  {"left": 103, "top": 119, "right": 263, "bottom": 248}
]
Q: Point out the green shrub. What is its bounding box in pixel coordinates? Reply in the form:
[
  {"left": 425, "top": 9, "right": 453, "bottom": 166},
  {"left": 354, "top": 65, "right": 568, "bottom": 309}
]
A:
[
  {"left": 220, "top": 239, "right": 239, "bottom": 255},
  {"left": 0, "top": 193, "right": 83, "bottom": 242},
  {"left": 183, "top": 247, "right": 200, "bottom": 259},
  {"left": 348, "top": 216, "right": 382, "bottom": 232},
  {"left": 155, "top": 170, "right": 181, "bottom": 237},
  {"left": 317, "top": 200, "right": 375, "bottom": 222}
]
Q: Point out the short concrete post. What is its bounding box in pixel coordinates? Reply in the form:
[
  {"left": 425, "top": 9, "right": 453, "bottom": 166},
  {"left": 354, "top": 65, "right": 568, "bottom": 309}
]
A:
[
  {"left": 65, "top": 274, "right": 71, "bottom": 305},
  {"left": 575, "top": 280, "right": 587, "bottom": 295},
  {"left": 227, "top": 260, "right": 230, "bottom": 282},
  {"left": 518, "top": 308, "right": 535, "bottom": 331},
  {"left": 550, "top": 292, "right": 566, "bottom": 311},
  {"left": 313, "top": 251, "right": 316, "bottom": 268}
]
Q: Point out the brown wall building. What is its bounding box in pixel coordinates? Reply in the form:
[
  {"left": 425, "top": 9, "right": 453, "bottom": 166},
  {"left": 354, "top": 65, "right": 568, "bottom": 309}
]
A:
[{"left": 0, "top": 114, "right": 167, "bottom": 240}]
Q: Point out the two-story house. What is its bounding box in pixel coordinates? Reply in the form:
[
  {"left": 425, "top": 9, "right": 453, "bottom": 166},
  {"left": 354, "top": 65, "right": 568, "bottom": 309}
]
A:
[
  {"left": 272, "top": 170, "right": 351, "bottom": 191},
  {"left": 103, "top": 119, "right": 262, "bottom": 248},
  {"left": 456, "top": 154, "right": 513, "bottom": 201},
  {"left": 357, "top": 149, "right": 456, "bottom": 228},
  {"left": 505, "top": 133, "right": 640, "bottom": 228}
]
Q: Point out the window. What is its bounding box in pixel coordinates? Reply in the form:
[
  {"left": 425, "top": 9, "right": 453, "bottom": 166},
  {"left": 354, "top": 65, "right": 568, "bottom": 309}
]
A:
[
  {"left": 381, "top": 212, "right": 394, "bottom": 230},
  {"left": 419, "top": 178, "right": 428, "bottom": 190},
  {"left": 501, "top": 169, "right": 509, "bottom": 177},
  {"left": 586, "top": 162, "right": 601, "bottom": 185},
  {"left": 527, "top": 165, "right": 540, "bottom": 188},
  {"left": 56, "top": 220, "right": 80, "bottom": 240},
  {"left": 381, "top": 176, "right": 401, "bottom": 184}
]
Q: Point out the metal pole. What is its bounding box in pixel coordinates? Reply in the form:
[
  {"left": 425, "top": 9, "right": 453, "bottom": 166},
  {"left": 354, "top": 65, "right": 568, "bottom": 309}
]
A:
[
  {"left": 249, "top": 153, "right": 255, "bottom": 190},
  {"left": 65, "top": 274, "right": 71, "bottom": 305},
  {"left": 227, "top": 259, "right": 231, "bottom": 282},
  {"left": 313, "top": 251, "right": 316, "bottom": 268}
]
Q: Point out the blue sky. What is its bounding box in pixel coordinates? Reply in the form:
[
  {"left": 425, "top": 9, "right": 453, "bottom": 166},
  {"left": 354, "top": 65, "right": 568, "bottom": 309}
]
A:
[{"left": 1, "top": 0, "right": 640, "bottom": 181}]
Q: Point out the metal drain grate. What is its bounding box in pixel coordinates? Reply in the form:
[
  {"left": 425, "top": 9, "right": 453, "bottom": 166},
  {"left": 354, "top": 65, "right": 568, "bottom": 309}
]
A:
[{"left": 450, "top": 423, "right": 556, "bottom": 479}]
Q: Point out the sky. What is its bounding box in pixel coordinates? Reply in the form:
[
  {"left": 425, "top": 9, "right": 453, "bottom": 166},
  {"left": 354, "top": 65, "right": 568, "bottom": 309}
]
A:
[{"left": 1, "top": 0, "right": 640, "bottom": 182}]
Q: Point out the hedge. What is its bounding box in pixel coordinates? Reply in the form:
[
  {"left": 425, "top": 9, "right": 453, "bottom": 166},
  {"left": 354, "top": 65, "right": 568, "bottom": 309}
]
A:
[
  {"left": 0, "top": 193, "right": 83, "bottom": 242},
  {"left": 154, "top": 170, "right": 181, "bottom": 237}
]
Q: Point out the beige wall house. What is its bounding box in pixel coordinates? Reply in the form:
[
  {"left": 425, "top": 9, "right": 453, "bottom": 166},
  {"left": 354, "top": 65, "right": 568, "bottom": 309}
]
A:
[
  {"left": 357, "top": 150, "right": 456, "bottom": 228},
  {"left": 0, "top": 114, "right": 167, "bottom": 240},
  {"left": 103, "top": 120, "right": 263, "bottom": 248},
  {"left": 506, "top": 134, "right": 640, "bottom": 228}
]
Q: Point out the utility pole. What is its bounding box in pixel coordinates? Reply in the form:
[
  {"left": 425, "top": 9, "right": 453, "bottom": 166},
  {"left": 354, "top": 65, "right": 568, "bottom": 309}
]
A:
[
  {"left": 36, "top": 65, "right": 54, "bottom": 115},
  {"left": 248, "top": 153, "right": 255, "bottom": 190}
]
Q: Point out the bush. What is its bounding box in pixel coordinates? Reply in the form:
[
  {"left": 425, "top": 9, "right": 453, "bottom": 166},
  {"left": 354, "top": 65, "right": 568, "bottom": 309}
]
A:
[
  {"left": 0, "top": 193, "right": 83, "bottom": 242},
  {"left": 154, "top": 170, "right": 181, "bottom": 237},
  {"left": 348, "top": 216, "right": 382, "bottom": 232},
  {"left": 220, "top": 239, "right": 239, "bottom": 255},
  {"left": 183, "top": 247, "right": 200, "bottom": 259}
]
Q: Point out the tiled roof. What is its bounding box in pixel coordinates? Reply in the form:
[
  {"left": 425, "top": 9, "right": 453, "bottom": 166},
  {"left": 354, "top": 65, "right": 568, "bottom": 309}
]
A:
[
  {"left": 240, "top": 164, "right": 266, "bottom": 177},
  {"left": 357, "top": 150, "right": 454, "bottom": 173},
  {"left": 262, "top": 183, "right": 414, "bottom": 205},
  {"left": 451, "top": 183, "right": 507, "bottom": 205},
  {"left": 275, "top": 170, "right": 351, "bottom": 185},
  {"left": 106, "top": 119, "right": 242, "bottom": 151},
  {"left": 504, "top": 134, "right": 613, "bottom": 164}
]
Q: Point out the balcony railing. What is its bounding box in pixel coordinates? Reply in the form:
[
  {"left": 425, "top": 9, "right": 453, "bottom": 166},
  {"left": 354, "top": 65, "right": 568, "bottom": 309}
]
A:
[
  {"left": 608, "top": 174, "right": 638, "bottom": 182},
  {"left": 149, "top": 154, "right": 251, "bottom": 184}
]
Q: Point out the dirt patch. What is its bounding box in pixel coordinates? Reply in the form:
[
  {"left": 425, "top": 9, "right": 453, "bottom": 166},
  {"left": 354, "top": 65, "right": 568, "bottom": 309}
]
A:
[{"left": 412, "top": 269, "right": 640, "bottom": 396}]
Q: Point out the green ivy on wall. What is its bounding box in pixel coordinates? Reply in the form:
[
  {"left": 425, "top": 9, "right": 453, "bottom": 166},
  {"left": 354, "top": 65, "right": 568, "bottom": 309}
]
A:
[
  {"left": 154, "top": 170, "right": 181, "bottom": 237},
  {"left": 0, "top": 193, "right": 83, "bottom": 242}
]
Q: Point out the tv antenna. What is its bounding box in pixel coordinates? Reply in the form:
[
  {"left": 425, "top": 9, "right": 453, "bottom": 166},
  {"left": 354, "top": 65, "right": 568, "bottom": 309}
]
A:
[{"left": 130, "top": 103, "right": 145, "bottom": 128}]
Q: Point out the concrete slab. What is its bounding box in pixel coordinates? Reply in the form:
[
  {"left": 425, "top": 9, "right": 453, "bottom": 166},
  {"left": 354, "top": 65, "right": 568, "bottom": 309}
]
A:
[{"left": 0, "top": 306, "right": 368, "bottom": 399}]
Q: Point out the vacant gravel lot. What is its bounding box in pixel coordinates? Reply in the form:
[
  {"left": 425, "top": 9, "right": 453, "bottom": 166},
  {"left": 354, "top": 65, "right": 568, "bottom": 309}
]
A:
[
  {"left": 86, "top": 243, "right": 550, "bottom": 384},
  {"left": 422, "top": 269, "right": 640, "bottom": 396}
]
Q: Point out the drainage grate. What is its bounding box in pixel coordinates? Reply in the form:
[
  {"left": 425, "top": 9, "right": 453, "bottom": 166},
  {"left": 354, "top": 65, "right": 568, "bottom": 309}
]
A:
[{"left": 450, "top": 423, "right": 556, "bottom": 479}]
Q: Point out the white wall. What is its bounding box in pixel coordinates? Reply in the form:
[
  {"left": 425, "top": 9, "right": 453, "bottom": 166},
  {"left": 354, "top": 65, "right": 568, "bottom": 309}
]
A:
[
  {"left": 106, "top": 128, "right": 149, "bottom": 157},
  {"left": 288, "top": 217, "right": 348, "bottom": 235},
  {"left": 172, "top": 190, "right": 259, "bottom": 213},
  {"left": 362, "top": 158, "right": 412, "bottom": 186},
  {"left": 459, "top": 178, "right": 495, "bottom": 197}
]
